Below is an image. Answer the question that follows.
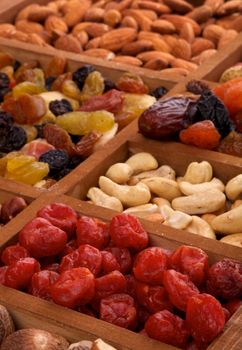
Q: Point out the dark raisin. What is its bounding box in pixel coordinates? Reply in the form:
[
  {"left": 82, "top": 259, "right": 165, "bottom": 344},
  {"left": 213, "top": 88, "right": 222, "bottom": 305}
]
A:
[
  {"left": 54, "top": 168, "right": 72, "bottom": 180},
  {"left": 13, "top": 60, "right": 21, "bottom": 72},
  {"left": 45, "top": 76, "right": 56, "bottom": 91},
  {"left": 39, "top": 149, "right": 69, "bottom": 177},
  {"left": 150, "top": 86, "right": 168, "bottom": 99},
  {"left": 68, "top": 155, "right": 82, "bottom": 169},
  {"left": 104, "top": 79, "right": 117, "bottom": 92},
  {"left": 0, "top": 111, "right": 14, "bottom": 128},
  {"left": 0, "top": 87, "right": 11, "bottom": 103},
  {"left": 194, "top": 89, "right": 234, "bottom": 138},
  {"left": 72, "top": 65, "right": 95, "bottom": 90},
  {"left": 0, "top": 125, "right": 27, "bottom": 152},
  {"left": 49, "top": 99, "right": 73, "bottom": 116},
  {"left": 0, "top": 127, "right": 8, "bottom": 151},
  {"left": 70, "top": 134, "right": 81, "bottom": 144},
  {"left": 0, "top": 73, "right": 10, "bottom": 89},
  {"left": 186, "top": 80, "right": 209, "bottom": 95}
]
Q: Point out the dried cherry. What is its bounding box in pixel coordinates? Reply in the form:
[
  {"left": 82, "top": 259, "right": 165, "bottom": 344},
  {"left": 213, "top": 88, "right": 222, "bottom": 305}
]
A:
[
  {"left": 109, "top": 213, "right": 148, "bottom": 251},
  {"left": 19, "top": 217, "right": 67, "bottom": 258},
  {"left": 94, "top": 270, "right": 126, "bottom": 301},
  {"left": 37, "top": 203, "right": 77, "bottom": 238},
  {"left": 0, "top": 266, "right": 7, "bottom": 285},
  {"left": 206, "top": 258, "right": 242, "bottom": 300},
  {"left": 50, "top": 267, "right": 95, "bottom": 308},
  {"left": 29, "top": 270, "right": 59, "bottom": 301},
  {"left": 145, "top": 310, "right": 190, "bottom": 348},
  {"left": 76, "top": 216, "right": 109, "bottom": 250},
  {"left": 1, "top": 244, "right": 29, "bottom": 265},
  {"left": 223, "top": 299, "right": 242, "bottom": 316},
  {"left": 169, "top": 246, "right": 209, "bottom": 286},
  {"left": 133, "top": 247, "right": 168, "bottom": 285},
  {"left": 105, "top": 247, "right": 132, "bottom": 274},
  {"left": 186, "top": 293, "right": 225, "bottom": 345},
  {"left": 100, "top": 293, "right": 137, "bottom": 330},
  {"left": 162, "top": 269, "right": 199, "bottom": 311},
  {"left": 60, "top": 244, "right": 102, "bottom": 276},
  {"left": 100, "top": 251, "right": 120, "bottom": 274}
]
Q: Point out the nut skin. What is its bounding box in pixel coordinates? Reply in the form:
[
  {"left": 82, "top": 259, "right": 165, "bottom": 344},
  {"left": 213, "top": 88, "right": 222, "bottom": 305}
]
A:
[{"left": 1, "top": 197, "right": 27, "bottom": 224}]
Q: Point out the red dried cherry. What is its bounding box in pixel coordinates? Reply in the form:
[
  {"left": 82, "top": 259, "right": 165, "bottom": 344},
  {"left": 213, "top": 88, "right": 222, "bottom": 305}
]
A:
[
  {"left": 206, "top": 258, "right": 242, "bottom": 300},
  {"left": 163, "top": 269, "right": 199, "bottom": 311},
  {"left": 19, "top": 217, "right": 67, "bottom": 258},
  {"left": 76, "top": 216, "right": 109, "bottom": 250},
  {"left": 179, "top": 120, "right": 221, "bottom": 150},
  {"left": 124, "top": 274, "right": 137, "bottom": 298},
  {"left": 100, "top": 250, "right": 120, "bottom": 274},
  {"left": 100, "top": 293, "right": 137, "bottom": 330},
  {"left": 223, "top": 299, "right": 242, "bottom": 316},
  {"left": 60, "top": 244, "right": 102, "bottom": 276},
  {"left": 0, "top": 266, "right": 8, "bottom": 285},
  {"left": 37, "top": 203, "right": 77, "bottom": 238},
  {"left": 94, "top": 270, "right": 126, "bottom": 301},
  {"left": 1, "top": 244, "right": 29, "bottom": 265},
  {"left": 30, "top": 270, "right": 59, "bottom": 300},
  {"left": 186, "top": 293, "right": 225, "bottom": 345},
  {"left": 133, "top": 247, "right": 168, "bottom": 285},
  {"left": 136, "top": 282, "right": 173, "bottom": 314},
  {"left": 5, "top": 257, "right": 40, "bottom": 290},
  {"left": 105, "top": 247, "right": 132, "bottom": 274},
  {"left": 50, "top": 267, "right": 95, "bottom": 308},
  {"left": 145, "top": 310, "right": 190, "bottom": 348},
  {"left": 109, "top": 213, "right": 148, "bottom": 251},
  {"left": 169, "top": 245, "right": 209, "bottom": 286}
]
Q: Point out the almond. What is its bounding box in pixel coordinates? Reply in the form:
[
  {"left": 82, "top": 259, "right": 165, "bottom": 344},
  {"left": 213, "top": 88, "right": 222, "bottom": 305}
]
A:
[
  {"left": 179, "top": 23, "right": 195, "bottom": 43},
  {"left": 159, "top": 67, "right": 189, "bottom": 77},
  {"left": 149, "top": 37, "right": 171, "bottom": 52},
  {"left": 200, "top": 18, "right": 216, "bottom": 30},
  {"left": 84, "top": 7, "right": 105, "bottom": 22},
  {"left": 121, "top": 16, "right": 138, "bottom": 30},
  {"left": 16, "top": 20, "right": 45, "bottom": 35},
  {"left": 218, "top": 29, "right": 238, "bottom": 49},
  {"left": 137, "top": 51, "right": 174, "bottom": 64},
  {"left": 28, "top": 33, "right": 51, "bottom": 47},
  {"left": 105, "top": 0, "right": 133, "bottom": 12},
  {"left": 202, "top": 24, "right": 225, "bottom": 45},
  {"left": 45, "top": 16, "right": 68, "bottom": 36},
  {"left": 216, "top": 14, "right": 240, "bottom": 29},
  {"left": 104, "top": 9, "right": 122, "bottom": 27},
  {"left": 11, "top": 30, "right": 29, "bottom": 42},
  {"left": 161, "top": 14, "right": 201, "bottom": 35},
  {"left": 229, "top": 15, "right": 242, "bottom": 32},
  {"left": 121, "top": 39, "right": 153, "bottom": 55},
  {"left": 162, "top": 34, "right": 179, "bottom": 48},
  {"left": 186, "top": 5, "right": 213, "bottom": 24},
  {"left": 138, "top": 31, "right": 161, "bottom": 40},
  {"left": 131, "top": 9, "right": 158, "bottom": 21},
  {"left": 54, "top": 34, "right": 82, "bottom": 53},
  {"left": 204, "top": 0, "right": 224, "bottom": 13},
  {"left": 112, "top": 56, "right": 143, "bottom": 66},
  {"left": 28, "top": 5, "right": 58, "bottom": 22},
  {"left": 131, "top": 1, "right": 171, "bottom": 15},
  {"left": 63, "top": 0, "right": 91, "bottom": 27},
  {"left": 216, "top": 0, "right": 242, "bottom": 16},
  {"left": 85, "top": 23, "right": 110, "bottom": 38},
  {"left": 99, "top": 28, "right": 137, "bottom": 51},
  {"left": 45, "top": 56, "right": 67, "bottom": 77},
  {"left": 123, "top": 9, "right": 151, "bottom": 31},
  {"left": 192, "top": 49, "right": 217, "bottom": 65},
  {"left": 72, "top": 22, "right": 93, "bottom": 36},
  {"left": 0, "top": 23, "right": 15, "bottom": 35},
  {"left": 191, "top": 38, "right": 215, "bottom": 57},
  {"left": 143, "top": 58, "right": 168, "bottom": 70},
  {"left": 172, "top": 38, "right": 191, "bottom": 60},
  {"left": 171, "top": 58, "right": 198, "bottom": 71},
  {"left": 85, "top": 37, "right": 101, "bottom": 49},
  {"left": 151, "top": 20, "right": 176, "bottom": 34},
  {"left": 84, "top": 48, "right": 115, "bottom": 60},
  {"left": 73, "top": 30, "right": 89, "bottom": 46},
  {"left": 163, "top": 0, "right": 194, "bottom": 14}
]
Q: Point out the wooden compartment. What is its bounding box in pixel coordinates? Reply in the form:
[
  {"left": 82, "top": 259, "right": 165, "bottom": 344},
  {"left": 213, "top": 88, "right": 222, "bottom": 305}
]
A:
[{"left": 0, "top": 192, "right": 241, "bottom": 350}]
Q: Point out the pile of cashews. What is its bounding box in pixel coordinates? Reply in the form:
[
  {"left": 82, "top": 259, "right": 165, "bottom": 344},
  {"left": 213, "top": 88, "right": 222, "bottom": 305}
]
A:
[{"left": 86, "top": 152, "right": 242, "bottom": 248}]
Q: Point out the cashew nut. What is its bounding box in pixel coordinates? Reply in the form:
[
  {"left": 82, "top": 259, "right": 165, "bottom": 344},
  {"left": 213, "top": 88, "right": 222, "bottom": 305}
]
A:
[
  {"left": 125, "top": 152, "right": 158, "bottom": 175},
  {"left": 179, "top": 178, "right": 225, "bottom": 196},
  {"left": 128, "top": 165, "right": 176, "bottom": 185},
  {"left": 211, "top": 205, "right": 242, "bottom": 234},
  {"left": 172, "top": 189, "right": 226, "bottom": 214},
  {"left": 123, "top": 204, "right": 158, "bottom": 218},
  {"left": 106, "top": 163, "right": 133, "bottom": 184},
  {"left": 87, "top": 187, "right": 123, "bottom": 212},
  {"left": 225, "top": 174, "right": 242, "bottom": 201},
  {"left": 94, "top": 123, "right": 118, "bottom": 151},
  {"left": 231, "top": 200, "right": 242, "bottom": 209},
  {"left": 152, "top": 197, "right": 171, "bottom": 209},
  {"left": 183, "top": 161, "right": 213, "bottom": 184},
  {"left": 161, "top": 205, "right": 192, "bottom": 230},
  {"left": 92, "top": 338, "right": 118, "bottom": 350},
  {"left": 186, "top": 216, "right": 216, "bottom": 239},
  {"left": 99, "top": 176, "right": 151, "bottom": 207},
  {"left": 220, "top": 233, "right": 242, "bottom": 248},
  {"left": 141, "top": 177, "right": 182, "bottom": 201}
]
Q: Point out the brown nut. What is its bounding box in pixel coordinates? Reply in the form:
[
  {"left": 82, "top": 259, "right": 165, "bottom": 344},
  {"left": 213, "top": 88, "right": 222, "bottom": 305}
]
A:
[
  {"left": 171, "top": 38, "right": 192, "bottom": 60},
  {"left": 1, "top": 196, "right": 27, "bottom": 224},
  {"left": 151, "top": 19, "right": 176, "bottom": 34},
  {"left": 186, "top": 5, "right": 213, "bottom": 24},
  {"left": 191, "top": 38, "right": 215, "bottom": 57},
  {"left": 179, "top": 23, "right": 195, "bottom": 43},
  {"left": 74, "top": 30, "right": 89, "bottom": 47},
  {"left": 121, "top": 16, "right": 138, "bottom": 30},
  {"left": 85, "top": 23, "right": 110, "bottom": 38},
  {"left": 54, "top": 34, "right": 82, "bottom": 53},
  {"left": 163, "top": 0, "right": 194, "bottom": 14},
  {"left": 85, "top": 37, "right": 101, "bottom": 50},
  {"left": 121, "top": 39, "right": 153, "bottom": 55},
  {"left": 84, "top": 48, "right": 115, "bottom": 60},
  {"left": 45, "top": 15, "right": 68, "bottom": 36},
  {"left": 104, "top": 9, "right": 122, "bottom": 27},
  {"left": 84, "top": 7, "right": 105, "bottom": 22},
  {"left": 99, "top": 28, "right": 137, "bottom": 52},
  {"left": 0, "top": 305, "right": 15, "bottom": 343},
  {"left": 143, "top": 58, "right": 168, "bottom": 70},
  {"left": 112, "top": 56, "right": 143, "bottom": 66}
]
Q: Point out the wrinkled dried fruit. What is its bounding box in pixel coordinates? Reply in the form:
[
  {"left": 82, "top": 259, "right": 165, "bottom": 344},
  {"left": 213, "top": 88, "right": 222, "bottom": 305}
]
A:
[
  {"left": 216, "top": 131, "right": 242, "bottom": 157},
  {"left": 116, "top": 73, "right": 149, "bottom": 94}
]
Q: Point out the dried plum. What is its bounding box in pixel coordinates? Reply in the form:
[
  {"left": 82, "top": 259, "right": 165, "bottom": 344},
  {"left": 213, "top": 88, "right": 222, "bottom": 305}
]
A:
[
  {"left": 138, "top": 96, "right": 197, "bottom": 139},
  {"left": 150, "top": 86, "right": 168, "bottom": 99},
  {"left": 72, "top": 65, "right": 95, "bottom": 90},
  {"left": 194, "top": 89, "right": 234, "bottom": 138},
  {"left": 39, "top": 149, "right": 69, "bottom": 178},
  {"left": 49, "top": 99, "right": 73, "bottom": 116}
]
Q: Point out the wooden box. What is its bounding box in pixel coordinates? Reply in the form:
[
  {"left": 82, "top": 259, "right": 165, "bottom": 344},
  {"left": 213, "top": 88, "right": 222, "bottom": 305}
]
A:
[{"left": 0, "top": 193, "right": 241, "bottom": 350}]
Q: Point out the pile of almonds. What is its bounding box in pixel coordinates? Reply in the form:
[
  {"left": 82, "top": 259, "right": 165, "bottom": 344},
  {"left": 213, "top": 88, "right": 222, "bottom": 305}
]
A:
[{"left": 0, "top": 0, "right": 242, "bottom": 74}]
